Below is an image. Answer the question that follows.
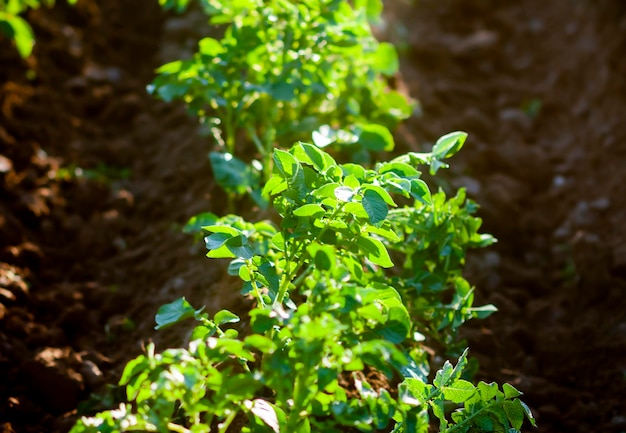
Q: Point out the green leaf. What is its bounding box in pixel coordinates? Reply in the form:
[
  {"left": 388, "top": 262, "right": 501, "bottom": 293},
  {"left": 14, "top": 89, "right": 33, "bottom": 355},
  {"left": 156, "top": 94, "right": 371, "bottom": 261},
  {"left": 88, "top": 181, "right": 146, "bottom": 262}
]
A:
[
  {"left": 250, "top": 398, "right": 286, "bottom": 433},
  {"left": 270, "top": 81, "right": 295, "bottom": 101},
  {"left": 410, "top": 179, "right": 432, "bottom": 205},
  {"left": 378, "top": 161, "right": 420, "bottom": 178},
  {"left": 184, "top": 212, "right": 218, "bottom": 234},
  {"left": 372, "top": 42, "right": 399, "bottom": 76},
  {"left": 433, "top": 361, "right": 454, "bottom": 388},
  {"left": 263, "top": 175, "right": 287, "bottom": 198},
  {"left": 503, "top": 400, "right": 525, "bottom": 430},
  {"left": 357, "top": 0, "right": 383, "bottom": 22},
  {"left": 0, "top": 13, "right": 35, "bottom": 58},
  {"left": 274, "top": 149, "right": 299, "bottom": 178},
  {"left": 502, "top": 383, "right": 523, "bottom": 399},
  {"left": 474, "top": 414, "right": 495, "bottom": 432},
  {"left": 378, "top": 315, "right": 409, "bottom": 344},
  {"left": 199, "top": 37, "right": 225, "bottom": 56},
  {"left": 293, "top": 203, "right": 325, "bottom": 218},
  {"left": 354, "top": 124, "right": 395, "bottom": 151},
  {"left": 344, "top": 202, "right": 369, "bottom": 219},
  {"left": 362, "top": 188, "right": 389, "bottom": 225},
  {"left": 477, "top": 381, "right": 499, "bottom": 401},
  {"left": 442, "top": 379, "right": 476, "bottom": 403},
  {"left": 205, "top": 232, "right": 233, "bottom": 250},
  {"left": 244, "top": 335, "right": 276, "bottom": 353},
  {"left": 470, "top": 304, "right": 498, "bottom": 319},
  {"left": 519, "top": 400, "right": 537, "bottom": 427},
  {"left": 399, "top": 378, "right": 428, "bottom": 406},
  {"left": 214, "top": 309, "right": 240, "bottom": 325},
  {"left": 155, "top": 297, "right": 203, "bottom": 330},
  {"left": 209, "top": 152, "right": 253, "bottom": 194},
  {"left": 292, "top": 142, "right": 335, "bottom": 172},
  {"left": 225, "top": 235, "right": 255, "bottom": 259},
  {"left": 432, "top": 131, "right": 467, "bottom": 160},
  {"left": 356, "top": 235, "right": 394, "bottom": 268}
]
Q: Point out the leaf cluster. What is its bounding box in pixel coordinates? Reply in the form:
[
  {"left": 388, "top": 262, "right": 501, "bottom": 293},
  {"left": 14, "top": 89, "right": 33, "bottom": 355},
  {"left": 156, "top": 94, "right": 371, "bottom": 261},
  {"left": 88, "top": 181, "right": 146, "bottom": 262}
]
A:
[
  {"left": 150, "top": 0, "right": 413, "bottom": 201},
  {"left": 0, "top": 0, "right": 76, "bottom": 58},
  {"left": 71, "top": 139, "right": 534, "bottom": 433}
]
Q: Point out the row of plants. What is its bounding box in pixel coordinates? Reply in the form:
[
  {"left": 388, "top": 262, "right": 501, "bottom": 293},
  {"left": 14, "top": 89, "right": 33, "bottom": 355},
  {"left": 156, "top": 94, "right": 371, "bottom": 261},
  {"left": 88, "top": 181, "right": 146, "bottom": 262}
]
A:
[{"left": 68, "top": 0, "right": 535, "bottom": 432}]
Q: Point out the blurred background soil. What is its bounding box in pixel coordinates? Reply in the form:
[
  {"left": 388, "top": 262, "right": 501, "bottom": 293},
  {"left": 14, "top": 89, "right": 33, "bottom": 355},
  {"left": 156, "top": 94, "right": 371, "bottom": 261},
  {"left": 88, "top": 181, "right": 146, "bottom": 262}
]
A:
[{"left": 0, "top": 0, "right": 625, "bottom": 432}]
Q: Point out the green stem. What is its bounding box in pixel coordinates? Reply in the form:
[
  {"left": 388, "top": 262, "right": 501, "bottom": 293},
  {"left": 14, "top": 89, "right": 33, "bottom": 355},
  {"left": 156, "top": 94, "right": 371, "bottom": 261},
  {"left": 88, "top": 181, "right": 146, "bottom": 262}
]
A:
[
  {"left": 445, "top": 400, "right": 501, "bottom": 433},
  {"left": 273, "top": 204, "right": 344, "bottom": 308},
  {"left": 167, "top": 423, "right": 191, "bottom": 433},
  {"left": 217, "top": 410, "right": 239, "bottom": 433},
  {"left": 285, "top": 368, "right": 311, "bottom": 433},
  {"left": 246, "top": 259, "right": 267, "bottom": 309}
]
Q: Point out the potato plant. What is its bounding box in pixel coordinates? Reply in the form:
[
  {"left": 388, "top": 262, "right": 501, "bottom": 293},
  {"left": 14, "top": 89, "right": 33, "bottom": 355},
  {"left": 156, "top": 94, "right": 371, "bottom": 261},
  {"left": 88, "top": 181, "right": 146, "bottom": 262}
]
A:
[
  {"left": 69, "top": 1, "right": 536, "bottom": 431},
  {"left": 0, "top": 0, "right": 76, "bottom": 58},
  {"left": 151, "top": 0, "right": 413, "bottom": 203},
  {"left": 71, "top": 139, "right": 535, "bottom": 433}
]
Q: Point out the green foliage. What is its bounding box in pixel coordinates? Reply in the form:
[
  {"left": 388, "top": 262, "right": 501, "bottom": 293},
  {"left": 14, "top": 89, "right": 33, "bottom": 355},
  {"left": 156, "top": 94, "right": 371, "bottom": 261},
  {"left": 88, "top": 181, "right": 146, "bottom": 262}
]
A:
[
  {"left": 0, "top": 0, "right": 76, "bottom": 58},
  {"left": 64, "top": 2, "right": 534, "bottom": 431},
  {"left": 70, "top": 141, "right": 534, "bottom": 433},
  {"left": 150, "top": 0, "right": 413, "bottom": 201}
]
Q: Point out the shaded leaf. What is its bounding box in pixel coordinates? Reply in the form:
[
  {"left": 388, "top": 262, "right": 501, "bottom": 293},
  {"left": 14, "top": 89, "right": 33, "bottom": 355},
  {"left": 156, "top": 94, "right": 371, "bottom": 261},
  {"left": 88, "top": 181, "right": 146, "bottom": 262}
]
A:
[
  {"left": 155, "top": 297, "right": 203, "bottom": 330},
  {"left": 362, "top": 188, "right": 389, "bottom": 225}
]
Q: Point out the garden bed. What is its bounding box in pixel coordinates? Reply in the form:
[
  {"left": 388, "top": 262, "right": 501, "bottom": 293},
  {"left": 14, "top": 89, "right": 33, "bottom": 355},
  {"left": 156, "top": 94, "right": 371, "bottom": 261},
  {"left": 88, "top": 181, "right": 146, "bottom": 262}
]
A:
[{"left": 0, "top": 0, "right": 625, "bottom": 431}]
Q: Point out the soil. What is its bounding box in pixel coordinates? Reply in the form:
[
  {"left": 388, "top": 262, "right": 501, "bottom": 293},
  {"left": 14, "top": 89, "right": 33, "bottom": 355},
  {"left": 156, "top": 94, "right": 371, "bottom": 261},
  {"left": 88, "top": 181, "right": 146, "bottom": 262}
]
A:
[{"left": 0, "top": 1, "right": 625, "bottom": 432}]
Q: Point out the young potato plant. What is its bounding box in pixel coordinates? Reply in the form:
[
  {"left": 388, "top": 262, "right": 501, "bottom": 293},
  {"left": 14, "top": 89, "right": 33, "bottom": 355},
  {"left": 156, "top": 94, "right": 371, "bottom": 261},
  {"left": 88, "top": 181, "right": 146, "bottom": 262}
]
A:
[
  {"left": 151, "top": 0, "right": 413, "bottom": 202},
  {"left": 0, "top": 0, "right": 76, "bottom": 58},
  {"left": 71, "top": 137, "right": 535, "bottom": 433}
]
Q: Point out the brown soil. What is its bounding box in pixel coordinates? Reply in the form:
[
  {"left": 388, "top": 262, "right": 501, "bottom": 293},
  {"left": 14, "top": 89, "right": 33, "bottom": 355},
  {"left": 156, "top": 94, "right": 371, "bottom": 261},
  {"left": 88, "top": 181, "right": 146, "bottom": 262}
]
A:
[{"left": 1, "top": 1, "right": 625, "bottom": 432}]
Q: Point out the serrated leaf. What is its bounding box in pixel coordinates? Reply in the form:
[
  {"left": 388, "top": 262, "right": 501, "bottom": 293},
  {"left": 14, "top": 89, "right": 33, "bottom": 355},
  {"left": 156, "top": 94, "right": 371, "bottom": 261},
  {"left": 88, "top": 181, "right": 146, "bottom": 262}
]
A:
[
  {"left": 442, "top": 379, "right": 476, "bottom": 403},
  {"left": 214, "top": 309, "right": 240, "bottom": 325},
  {"left": 362, "top": 188, "right": 389, "bottom": 225},
  {"left": 155, "top": 297, "right": 203, "bottom": 330}
]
